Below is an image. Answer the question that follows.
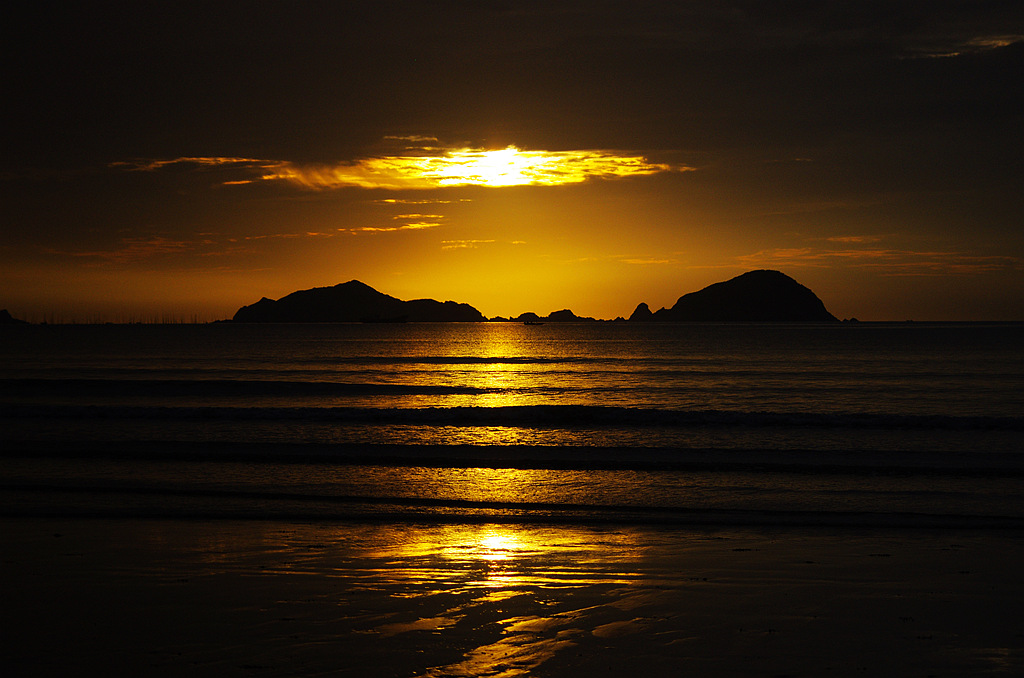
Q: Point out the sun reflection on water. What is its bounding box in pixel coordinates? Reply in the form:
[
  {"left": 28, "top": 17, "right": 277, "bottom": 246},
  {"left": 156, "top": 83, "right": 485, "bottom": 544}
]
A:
[
  {"left": 441, "top": 527, "right": 535, "bottom": 589},
  {"left": 357, "top": 522, "right": 645, "bottom": 590},
  {"left": 475, "top": 530, "right": 522, "bottom": 562},
  {"left": 347, "top": 522, "right": 651, "bottom": 677},
  {"left": 459, "top": 325, "right": 536, "bottom": 408},
  {"left": 429, "top": 325, "right": 554, "bottom": 442},
  {"left": 437, "top": 466, "right": 559, "bottom": 507}
]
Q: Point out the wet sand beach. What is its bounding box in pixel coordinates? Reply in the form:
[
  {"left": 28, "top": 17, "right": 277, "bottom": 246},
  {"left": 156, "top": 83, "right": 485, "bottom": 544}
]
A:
[{"left": 3, "top": 517, "right": 1023, "bottom": 677}]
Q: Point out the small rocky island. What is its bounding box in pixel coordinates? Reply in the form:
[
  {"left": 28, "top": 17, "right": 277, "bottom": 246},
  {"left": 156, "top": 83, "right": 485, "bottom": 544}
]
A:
[
  {"left": 629, "top": 270, "right": 838, "bottom": 322},
  {"left": 507, "top": 309, "right": 599, "bottom": 323}
]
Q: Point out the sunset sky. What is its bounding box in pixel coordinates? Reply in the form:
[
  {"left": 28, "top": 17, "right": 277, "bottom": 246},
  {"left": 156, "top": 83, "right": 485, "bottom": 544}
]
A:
[{"left": 3, "top": 1, "right": 1022, "bottom": 321}]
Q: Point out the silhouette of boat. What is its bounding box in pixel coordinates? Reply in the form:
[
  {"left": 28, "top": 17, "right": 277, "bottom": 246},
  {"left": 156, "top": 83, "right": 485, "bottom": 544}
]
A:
[{"left": 523, "top": 321, "right": 544, "bottom": 325}]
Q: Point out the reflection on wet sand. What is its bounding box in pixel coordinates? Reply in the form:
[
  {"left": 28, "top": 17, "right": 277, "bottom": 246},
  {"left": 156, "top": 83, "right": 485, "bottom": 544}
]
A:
[
  {"left": 351, "top": 523, "right": 650, "bottom": 677},
  {"left": 6, "top": 519, "right": 1023, "bottom": 677},
  {"left": 358, "top": 523, "right": 647, "bottom": 588}
]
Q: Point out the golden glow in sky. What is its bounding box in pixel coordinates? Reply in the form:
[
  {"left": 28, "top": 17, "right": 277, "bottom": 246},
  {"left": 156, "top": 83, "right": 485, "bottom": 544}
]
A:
[
  {"left": 24, "top": 122, "right": 1023, "bottom": 323},
  {"left": 117, "top": 146, "right": 683, "bottom": 190},
  {"left": 7, "top": 4, "right": 1024, "bottom": 324},
  {"left": 261, "top": 146, "right": 681, "bottom": 189}
]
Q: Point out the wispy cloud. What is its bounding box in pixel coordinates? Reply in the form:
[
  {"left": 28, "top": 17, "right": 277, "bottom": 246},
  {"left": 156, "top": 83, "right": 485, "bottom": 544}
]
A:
[
  {"left": 344, "top": 213, "right": 448, "bottom": 233},
  {"left": 621, "top": 258, "right": 673, "bottom": 265},
  {"left": 243, "top": 232, "right": 335, "bottom": 240},
  {"left": 441, "top": 239, "right": 496, "bottom": 250},
  {"left": 372, "top": 198, "right": 471, "bottom": 205},
  {"left": 46, "top": 236, "right": 196, "bottom": 263},
  {"left": 825, "top": 235, "right": 885, "bottom": 244},
  {"left": 340, "top": 223, "right": 440, "bottom": 234},
  {"left": 46, "top": 231, "right": 343, "bottom": 264},
  {"left": 905, "top": 33, "right": 1024, "bottom": 59},
  {"left": 110, "top": 157, "right": 267, "bottom": 172},
  {"left": 115, "top": 143, "right": 690, "bottom": 190},
  {"left": 762, "top": 198, "right": 886, "bottom": 217},
  {"left": 739, "top": 247, "right": 1024, "bottom": 275},
  {"left": 395, "top": 214, "right": 444, "bottom": 221}
]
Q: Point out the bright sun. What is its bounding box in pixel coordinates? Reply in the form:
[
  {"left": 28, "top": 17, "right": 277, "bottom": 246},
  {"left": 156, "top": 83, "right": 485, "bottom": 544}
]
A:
[{"left": 435, "top": 147, "right": 538, "bottom": 187}]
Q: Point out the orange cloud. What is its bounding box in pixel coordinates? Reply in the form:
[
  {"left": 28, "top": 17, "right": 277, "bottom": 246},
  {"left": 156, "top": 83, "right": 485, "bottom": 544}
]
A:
[
  {"left": 394, "top": 214, "right": 444, "bottom": 220},
  {"left": 260, "top": 147, "right": 683, "bottom": 189},
  {"left": 340, "top": 223, "right": 440, "bottom": 233},
  {"left": 117, "top": 145, "right": 688, "bottom": 190},
  {"left": 441, "top": 239, "right": 496, "bottom": 250},
  {"left": 372, "top": 198, "right": 471, "bottom": 205},
  {"left": 622, "top": 258, "right": 672, "bottom": 265}
]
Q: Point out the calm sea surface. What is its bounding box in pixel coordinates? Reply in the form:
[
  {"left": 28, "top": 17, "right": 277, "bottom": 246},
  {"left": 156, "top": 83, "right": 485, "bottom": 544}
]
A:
[{"left": 2, "top": 322, "right": 1023, "bottom": 527}]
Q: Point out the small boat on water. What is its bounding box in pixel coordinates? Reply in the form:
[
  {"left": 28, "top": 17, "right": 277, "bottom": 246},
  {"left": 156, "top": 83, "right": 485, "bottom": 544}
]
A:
[{"left": 523, "top": 321, "right": 544, "bottom": 325}]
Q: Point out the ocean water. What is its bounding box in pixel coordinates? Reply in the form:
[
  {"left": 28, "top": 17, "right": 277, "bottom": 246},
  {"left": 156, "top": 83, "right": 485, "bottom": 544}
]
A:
[{"left": 2, "top": 321, "right": 1023, "bottom": 528}]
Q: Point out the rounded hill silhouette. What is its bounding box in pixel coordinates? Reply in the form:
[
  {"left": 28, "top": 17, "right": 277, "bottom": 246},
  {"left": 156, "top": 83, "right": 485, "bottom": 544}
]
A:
[
  {"left": 232, "top": 280, "right": 485, "bottom": 323},
  {"left": 632, "top": 270, "right": 838, "bottom": 322}
]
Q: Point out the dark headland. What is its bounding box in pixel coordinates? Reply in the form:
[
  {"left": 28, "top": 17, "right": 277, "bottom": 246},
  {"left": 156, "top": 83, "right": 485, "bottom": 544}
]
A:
[
  {"left": 229, "top": 270, "right": 837, "bottom": 322},
  {"left": 0, "top": 309, "right": 28, "bottom": 324}
]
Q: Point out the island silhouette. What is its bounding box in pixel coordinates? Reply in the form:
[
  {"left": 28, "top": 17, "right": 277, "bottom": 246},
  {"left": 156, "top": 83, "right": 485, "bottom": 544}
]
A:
[
  {"left": 232, "top": 280, "right": 486, "bottom": 323},
  {"left": 229, "top": 270, "right": 838, "bottom": 323},
  {"left": 0, "top": 309, "right": 28, "bottom": 324},
  {"left": 630, "top": 270, "right": 838, "bottom": 322}
]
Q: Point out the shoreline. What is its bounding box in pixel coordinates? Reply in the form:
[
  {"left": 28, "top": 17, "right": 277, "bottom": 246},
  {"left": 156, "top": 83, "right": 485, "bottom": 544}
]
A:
[{"left": 3, "top": 517, "right": 1022, "bottom": 677}]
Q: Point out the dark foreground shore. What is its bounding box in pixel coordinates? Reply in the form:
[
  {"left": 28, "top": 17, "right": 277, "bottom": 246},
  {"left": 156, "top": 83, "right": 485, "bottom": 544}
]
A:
[{"left": 3, "top": 518, "right": 1022, "bottom": 677}]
